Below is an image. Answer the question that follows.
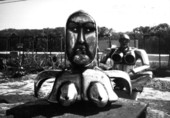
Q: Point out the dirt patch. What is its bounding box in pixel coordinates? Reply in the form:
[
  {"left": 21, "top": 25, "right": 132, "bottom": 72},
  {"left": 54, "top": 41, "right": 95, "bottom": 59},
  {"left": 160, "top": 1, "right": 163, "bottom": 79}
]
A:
[
  {"left": 139, "top": 99, "right": 170, "bottom": 116},
  {"left": 146, "top": 107, "right": 170, "bottom": 118},
  {"left": 138, "top": 77, "right": 170, "bottom": 117},
  {"left": 145, "top": 78, "right": 170, "bottom": 92}
]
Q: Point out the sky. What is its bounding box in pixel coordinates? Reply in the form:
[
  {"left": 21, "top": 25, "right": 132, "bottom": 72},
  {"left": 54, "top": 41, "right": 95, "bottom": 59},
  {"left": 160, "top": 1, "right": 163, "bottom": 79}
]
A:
[{"left": 0, "top": 0, "right": 170, "bottom": 32}]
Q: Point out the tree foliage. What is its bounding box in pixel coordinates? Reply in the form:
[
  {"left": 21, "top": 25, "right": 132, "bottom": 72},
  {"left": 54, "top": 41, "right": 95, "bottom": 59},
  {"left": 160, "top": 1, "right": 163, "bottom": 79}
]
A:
[
  {"left": 0, "top": 23, "right": 170, "bottom": 54},
  {"left": 0, "top": 27, "right": 65, "bottom": 52},
  {"left": 132, "top": 23, "right": 170, "bottom": 54}
]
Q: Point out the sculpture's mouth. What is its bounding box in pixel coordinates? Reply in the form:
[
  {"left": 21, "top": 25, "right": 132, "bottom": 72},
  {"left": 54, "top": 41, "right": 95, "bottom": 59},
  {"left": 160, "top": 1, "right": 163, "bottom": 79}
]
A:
[
  {"left": 73, "top": 54, "right": 90, "bottom": 65},
  {"left": 73, "top": 45, "right": 90, "bottom": 65},
  {"left": 75, "top": 46, "right": 86, "bottom": 55}
]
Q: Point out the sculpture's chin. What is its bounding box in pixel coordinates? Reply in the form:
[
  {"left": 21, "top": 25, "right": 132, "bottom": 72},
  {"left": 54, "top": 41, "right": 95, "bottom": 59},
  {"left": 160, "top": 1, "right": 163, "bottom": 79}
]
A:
[{"left": 73, "top": 54, "right": 90, "bottom": 66}]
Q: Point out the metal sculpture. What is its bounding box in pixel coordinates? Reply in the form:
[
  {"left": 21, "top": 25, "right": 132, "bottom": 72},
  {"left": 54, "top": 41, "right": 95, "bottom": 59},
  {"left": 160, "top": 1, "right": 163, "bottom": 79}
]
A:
[
  {"left": 101, "top": 33, "right": 153, "bottom": 99},
  {"left": 34, "top": 11, "right": 132, "bottom": 107}
]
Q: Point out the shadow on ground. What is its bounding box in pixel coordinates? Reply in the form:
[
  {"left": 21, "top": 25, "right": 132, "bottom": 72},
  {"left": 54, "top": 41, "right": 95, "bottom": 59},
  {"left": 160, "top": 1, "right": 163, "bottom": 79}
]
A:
[{"left": 6, "top": 99, "right": 122, "bottom": 118}]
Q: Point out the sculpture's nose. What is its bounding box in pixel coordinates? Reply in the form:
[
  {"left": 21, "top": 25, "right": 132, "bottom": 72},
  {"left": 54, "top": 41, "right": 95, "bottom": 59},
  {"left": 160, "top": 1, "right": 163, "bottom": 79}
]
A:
[
  {"left": 78, "top": 29, "right": 85, "bottom": 44},
  {"left": 88, "top": 82, "right": 109, "bottom": 107},
  {"left": 59, "top": 83, "right": 78, "bottom": 106}
]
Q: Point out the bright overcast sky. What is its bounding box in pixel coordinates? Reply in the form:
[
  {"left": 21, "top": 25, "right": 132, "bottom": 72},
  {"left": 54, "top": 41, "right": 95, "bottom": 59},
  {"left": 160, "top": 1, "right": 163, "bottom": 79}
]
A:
[{"left": 0, "top": 0, "right": 170, "bottom": 32}]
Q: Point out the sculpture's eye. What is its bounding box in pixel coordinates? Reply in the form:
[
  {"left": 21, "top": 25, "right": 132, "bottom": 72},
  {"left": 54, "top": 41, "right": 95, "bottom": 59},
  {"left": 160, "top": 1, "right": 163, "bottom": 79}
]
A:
[
  {"left": 67, "top": 22, "right": 79, "bottom": 33},
  {"left": 84, "top": 22, "right": 96, "bottom": 33},
  {"left": 84, "top": 27, "right": 95, "bottom": 33},
  {"left": 72, "top": 27, "right": 78, "bottom": 32}
]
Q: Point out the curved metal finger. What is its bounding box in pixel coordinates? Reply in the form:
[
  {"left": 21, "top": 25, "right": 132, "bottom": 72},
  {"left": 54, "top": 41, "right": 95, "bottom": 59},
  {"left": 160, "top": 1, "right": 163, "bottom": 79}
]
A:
[
  {"left": 82, "top": 69, "right": 118, "bottom": 103},
  {"left": 48, "top": 71, "right": 81, "bottom": 103},
  {"left": 104, "top": 70, "right": 132, "bottom": 95},
  {"left": 34, "top": 69, "right": 62, "bottom": 98}
]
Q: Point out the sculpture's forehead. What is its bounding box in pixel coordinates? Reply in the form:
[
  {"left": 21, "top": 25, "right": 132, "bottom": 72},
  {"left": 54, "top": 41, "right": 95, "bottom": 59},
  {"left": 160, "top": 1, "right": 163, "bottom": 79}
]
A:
[{"left": 68, "top": 14, "right": 95, "bottom": 23}]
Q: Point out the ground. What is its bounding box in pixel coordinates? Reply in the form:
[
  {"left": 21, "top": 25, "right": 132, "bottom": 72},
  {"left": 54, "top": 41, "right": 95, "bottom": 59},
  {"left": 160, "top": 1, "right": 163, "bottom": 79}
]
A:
[
  {"left": 138, "top": 78, "right": 170, "bottom": 118},
  {"left": 0, "top": 71, "right": 170, "bottom": 118}
]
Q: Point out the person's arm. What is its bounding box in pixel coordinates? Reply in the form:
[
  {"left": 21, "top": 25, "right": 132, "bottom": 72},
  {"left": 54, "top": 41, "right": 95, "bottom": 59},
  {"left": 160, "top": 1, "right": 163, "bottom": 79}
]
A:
[{"left": 130, "top": 49, "right": 150, "bottom": 74}]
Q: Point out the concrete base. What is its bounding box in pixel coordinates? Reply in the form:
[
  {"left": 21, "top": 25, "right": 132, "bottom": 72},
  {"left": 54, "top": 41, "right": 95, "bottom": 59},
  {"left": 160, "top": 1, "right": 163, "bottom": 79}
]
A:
[{"left": 6, "top": 98, "right": 147, "bottom": 118}]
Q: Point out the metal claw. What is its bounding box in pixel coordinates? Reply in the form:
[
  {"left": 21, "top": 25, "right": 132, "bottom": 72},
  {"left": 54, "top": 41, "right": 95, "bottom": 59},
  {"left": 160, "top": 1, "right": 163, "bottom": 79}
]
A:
[
  {"left": 104, "top": 70, "right": 132, "bottom": 95},
  {"left": 34, "top": 69, "right": 62, "bottom": 98},
  {"left": 59, "top": 82, "right": 78, "bottom": 106},
  {"left": 88, "top": 82, "right": 109, "bottom": 107}
]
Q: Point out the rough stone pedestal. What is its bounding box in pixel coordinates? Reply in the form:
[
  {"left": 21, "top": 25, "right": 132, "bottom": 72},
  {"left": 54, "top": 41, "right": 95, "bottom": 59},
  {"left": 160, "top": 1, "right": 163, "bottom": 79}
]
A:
[{"left": 6, "top": 98, "right": 147, "bottom": 118}]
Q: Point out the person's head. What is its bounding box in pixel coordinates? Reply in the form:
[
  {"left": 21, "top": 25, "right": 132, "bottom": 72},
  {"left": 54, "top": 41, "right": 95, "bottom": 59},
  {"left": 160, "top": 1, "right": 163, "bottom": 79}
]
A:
[
  {"left": 119, "top": 33, "right": 130, "bottom": 48},
  {"left": 65, "top": 10, "right": 98, "bottom": 67}
]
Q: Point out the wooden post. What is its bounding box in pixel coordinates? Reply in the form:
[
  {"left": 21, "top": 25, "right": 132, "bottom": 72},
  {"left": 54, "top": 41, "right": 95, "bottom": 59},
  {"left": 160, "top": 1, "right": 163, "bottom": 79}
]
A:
[
  {"left": 168, "top": 51, "right": 170, "bottom": 67},
  {"left": 158, "top": 35, "right": 161, "bottom": 68}
]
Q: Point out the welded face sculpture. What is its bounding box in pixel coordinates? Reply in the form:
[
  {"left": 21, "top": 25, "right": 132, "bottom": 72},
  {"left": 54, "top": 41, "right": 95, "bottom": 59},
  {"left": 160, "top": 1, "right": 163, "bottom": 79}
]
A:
[
  {"left": 66, "top": 11, "right": 98, "bottom": 67},
  {"left": 34, "top": 11, "right": 132, "bottom": 108}
]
